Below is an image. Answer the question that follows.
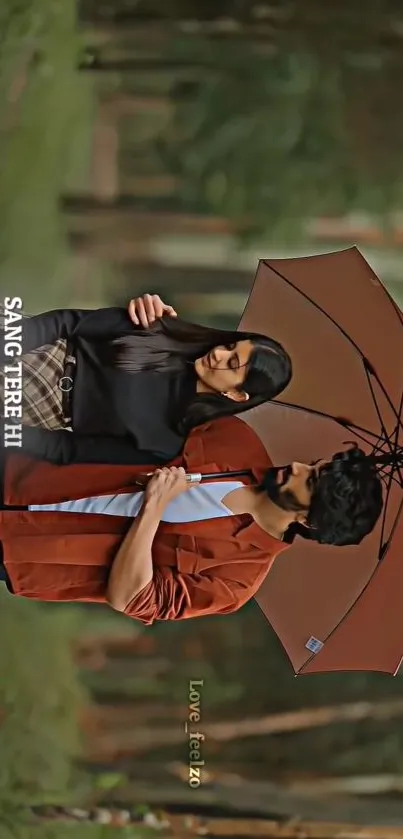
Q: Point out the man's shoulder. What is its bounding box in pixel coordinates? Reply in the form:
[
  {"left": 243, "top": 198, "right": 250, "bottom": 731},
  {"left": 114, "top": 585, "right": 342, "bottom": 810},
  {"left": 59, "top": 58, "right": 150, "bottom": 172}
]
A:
[
  {"left": 197, "top": 415, "right": 258, "bottom": 440},
  {"left": 188, "top": 415, "right": 272, "bottom": 469},
  {"left": 203, "top": 415, "right": 266, "bottom": 448}
]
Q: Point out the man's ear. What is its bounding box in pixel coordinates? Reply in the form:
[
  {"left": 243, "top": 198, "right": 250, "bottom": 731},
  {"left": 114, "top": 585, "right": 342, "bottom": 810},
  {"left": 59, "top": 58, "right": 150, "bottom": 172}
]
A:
[
  {"left": 221, "top": 390, "right": 250, "bottom": 403},
  {"left": 285, "top": 522, "right": 317, "bottom": 543}
]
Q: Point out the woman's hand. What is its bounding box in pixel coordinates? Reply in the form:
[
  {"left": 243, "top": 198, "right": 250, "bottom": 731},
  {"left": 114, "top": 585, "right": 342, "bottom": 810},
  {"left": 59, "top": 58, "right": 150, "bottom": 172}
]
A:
[
  {"left": 144, "top": 466, "right": 195, "bottom": 512},
  {"left": 128, "top": 293, "right": 177, "bottom": 328}
]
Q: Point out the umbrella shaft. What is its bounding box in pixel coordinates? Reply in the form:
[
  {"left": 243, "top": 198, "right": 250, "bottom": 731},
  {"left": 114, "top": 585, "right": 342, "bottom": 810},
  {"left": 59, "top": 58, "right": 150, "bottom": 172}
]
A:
[
  {"left": 201, "top": 469, "right": 253, "bottom": 481},
  {"left": 143, "top": 469, "right": 253, "bottom": 482}
]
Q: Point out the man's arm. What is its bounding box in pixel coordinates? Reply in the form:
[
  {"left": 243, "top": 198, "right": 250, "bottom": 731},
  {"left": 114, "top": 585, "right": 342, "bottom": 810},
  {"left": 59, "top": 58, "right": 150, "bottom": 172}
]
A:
[
  {"left": 106, "top": 500, "right": 161, "bottom": 612},
  {"left": 106, "top": 466, "right": 190, "bottom": 612},
  {"left": 109, "top": 536, "right": 271, "bottom": 626},
  {"left": 106, "top": 466, "right": 275, "bottom": 624},
  {"left": 122, "top": 566, "right": 257, "bottom": 625}
]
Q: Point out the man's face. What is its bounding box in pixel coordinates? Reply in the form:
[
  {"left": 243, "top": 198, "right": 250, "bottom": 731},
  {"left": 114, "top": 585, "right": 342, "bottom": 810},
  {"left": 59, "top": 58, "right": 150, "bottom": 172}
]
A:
[{"left": 264, "top": 461, "right": 326, "bottom": 513}]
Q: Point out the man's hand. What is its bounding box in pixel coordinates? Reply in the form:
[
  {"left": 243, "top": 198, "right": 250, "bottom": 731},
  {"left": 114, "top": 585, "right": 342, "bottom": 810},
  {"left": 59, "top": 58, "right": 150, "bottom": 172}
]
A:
[
  {"left": 144, "top": 466, "right": 195, "bottom": 512},
  {"left": 128, "top": 293, "right": 177, "bottom": 328}
]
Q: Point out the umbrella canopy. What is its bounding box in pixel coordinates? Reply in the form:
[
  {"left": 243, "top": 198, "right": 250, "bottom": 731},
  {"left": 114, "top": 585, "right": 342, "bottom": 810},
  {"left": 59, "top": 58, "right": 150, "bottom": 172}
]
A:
[{"left": 237, "top": 247, "right": 403, "bottom": 675}]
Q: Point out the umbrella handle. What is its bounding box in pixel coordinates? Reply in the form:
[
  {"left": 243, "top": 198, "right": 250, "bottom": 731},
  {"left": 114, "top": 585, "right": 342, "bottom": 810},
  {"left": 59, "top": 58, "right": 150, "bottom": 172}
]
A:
[
  {"left": 134, "top": 471, "right": 201, "bottom": 487},
  {"left": 134, "top": 469, "right": 252, "bottom": 487}
]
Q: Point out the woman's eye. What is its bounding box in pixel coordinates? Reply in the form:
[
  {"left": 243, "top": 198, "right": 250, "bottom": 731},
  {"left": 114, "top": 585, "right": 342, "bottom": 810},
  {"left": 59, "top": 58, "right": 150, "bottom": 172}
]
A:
[{"left": 224, "top": 342, "right": 236, "bottom": 351}]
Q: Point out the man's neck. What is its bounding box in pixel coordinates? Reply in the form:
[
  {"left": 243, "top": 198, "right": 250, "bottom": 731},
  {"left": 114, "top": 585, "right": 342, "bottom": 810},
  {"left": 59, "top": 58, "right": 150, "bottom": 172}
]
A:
[{"left": 223, "top": 486, "right": 292, "bottom": 542}]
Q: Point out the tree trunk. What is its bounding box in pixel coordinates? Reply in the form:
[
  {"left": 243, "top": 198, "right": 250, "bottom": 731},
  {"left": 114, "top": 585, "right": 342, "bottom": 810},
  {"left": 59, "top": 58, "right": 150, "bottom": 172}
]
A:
[
  {"left": 89, "top": 777, "right": 403, "bottom": 825},
  {"left": 84, "top": 20, "right": 277, "bottom": 47},
  {"left": 27, "top": 804, "right": 403, "bottom": 836},
  {"left": 117, "top": 263, "right": 254, "bottom": 295},
  {"left": 80, "top": 701, "right": 188, "bottom": 738},
  {"left": 83, "top": 696, "right": 403, "bottom": 758},
  {"left": 79, "top": 0, "right": 403, "bottom": 58},
  {"left": 90, "top": 118, "right": 118, "bottom": 200},
  {"left": 78, "top": 55, "right": 211, "bottom": 73},
  {"left": 99, "top": 92, "right": 173, "bottom": 119},
  {"left": 121, "top": 174, "right": 179, "bottom": 198},
  {"left": 310, "top": 216, "right": 403, "bottom": 247},
  {"left": 74, "top": 633, "right": 158, "bottom": 660},
  {"left": 62, "top": 197, "right": 245, "bottom": 237},
  {"left": 68, "top": 232, "right": 152, "bottom": 263},
  {"left": 78, "top": 0, "right": 272, "bottom": 26}
]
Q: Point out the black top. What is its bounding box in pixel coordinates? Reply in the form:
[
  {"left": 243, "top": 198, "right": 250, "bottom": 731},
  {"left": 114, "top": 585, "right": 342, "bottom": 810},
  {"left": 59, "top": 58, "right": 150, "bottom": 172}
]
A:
[{"left": 16, "top": 307, "right": 197, "bottom": 466}]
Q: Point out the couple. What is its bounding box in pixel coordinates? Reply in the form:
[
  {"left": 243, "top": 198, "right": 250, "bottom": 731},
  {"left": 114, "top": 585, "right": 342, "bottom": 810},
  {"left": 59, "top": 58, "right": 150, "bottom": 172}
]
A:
[{"left": 0, "top": 295, "right": 383, "bottom": 623}]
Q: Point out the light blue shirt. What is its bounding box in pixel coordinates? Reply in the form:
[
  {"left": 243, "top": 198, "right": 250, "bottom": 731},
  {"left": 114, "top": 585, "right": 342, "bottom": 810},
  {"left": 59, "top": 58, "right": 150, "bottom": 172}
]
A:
[{"left": 29, "top": 481, "right": 244, "bottom": 523}]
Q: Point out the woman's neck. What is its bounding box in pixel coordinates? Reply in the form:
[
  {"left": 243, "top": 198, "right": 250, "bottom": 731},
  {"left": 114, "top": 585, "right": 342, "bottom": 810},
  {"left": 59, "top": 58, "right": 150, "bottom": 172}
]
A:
[{"left": 196, "top": 378, "right": 216, "bottom": 395}]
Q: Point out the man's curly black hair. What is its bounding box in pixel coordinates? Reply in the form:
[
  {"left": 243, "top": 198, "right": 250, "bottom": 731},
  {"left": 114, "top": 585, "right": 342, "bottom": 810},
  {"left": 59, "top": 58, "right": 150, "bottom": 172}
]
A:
[{"left": 301, "top": 445, "right": 383, "bottom": 546}]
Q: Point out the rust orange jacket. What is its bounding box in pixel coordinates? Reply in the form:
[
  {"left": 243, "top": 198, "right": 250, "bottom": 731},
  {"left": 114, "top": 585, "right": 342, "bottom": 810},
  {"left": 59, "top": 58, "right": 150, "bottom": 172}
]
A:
[{"left": 1, "top": 417, "right": 287, "bottom": 623}]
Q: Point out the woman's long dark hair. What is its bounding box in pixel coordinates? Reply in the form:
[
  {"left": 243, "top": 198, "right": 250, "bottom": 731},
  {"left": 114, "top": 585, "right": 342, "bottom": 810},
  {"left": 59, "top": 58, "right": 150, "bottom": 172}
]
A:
[{"left": 107, "top": 316, "right": 292, "bottom": 433}]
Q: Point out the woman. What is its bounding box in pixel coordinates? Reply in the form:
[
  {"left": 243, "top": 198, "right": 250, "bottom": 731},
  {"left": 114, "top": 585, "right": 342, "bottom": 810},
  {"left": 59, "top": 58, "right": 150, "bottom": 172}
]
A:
[{"left": 1, "top": 294, "right": 292, "bottom": 466}]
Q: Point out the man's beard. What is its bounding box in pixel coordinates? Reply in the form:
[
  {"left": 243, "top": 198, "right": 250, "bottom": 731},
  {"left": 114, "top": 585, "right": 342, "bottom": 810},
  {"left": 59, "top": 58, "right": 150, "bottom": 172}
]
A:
[{"left": 264, "top": 465, "right": 308, "bottom": 513}]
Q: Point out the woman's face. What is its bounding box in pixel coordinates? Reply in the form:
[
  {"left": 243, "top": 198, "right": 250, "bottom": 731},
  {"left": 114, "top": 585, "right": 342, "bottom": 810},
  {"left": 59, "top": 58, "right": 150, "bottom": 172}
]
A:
[{"left": 194, "top": 340, "right": 254, "bottom": 401}]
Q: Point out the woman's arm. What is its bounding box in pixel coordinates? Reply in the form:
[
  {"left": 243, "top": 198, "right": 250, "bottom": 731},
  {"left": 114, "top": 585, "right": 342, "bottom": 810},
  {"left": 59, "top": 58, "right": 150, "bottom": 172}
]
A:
[
  {"left": 0, "top": 308, "right": 91, "bottom": 364},
  {"left": 13, "top": 294, "right": 178, "bottom": 355},
  {"left": 20, "top": 309, "right": 92, "bottom": 354},
  {"left": 21, "top": 426, "right": 168, "bottom": 466},
  {"left": 20, "top": 307, "right": 137, "bottom": 353}
]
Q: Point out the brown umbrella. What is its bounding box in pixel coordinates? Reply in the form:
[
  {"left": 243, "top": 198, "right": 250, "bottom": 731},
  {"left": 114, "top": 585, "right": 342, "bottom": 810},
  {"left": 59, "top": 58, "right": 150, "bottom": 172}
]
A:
[{"left": 236, "top": 247, "right": 403, "bottom": 675}]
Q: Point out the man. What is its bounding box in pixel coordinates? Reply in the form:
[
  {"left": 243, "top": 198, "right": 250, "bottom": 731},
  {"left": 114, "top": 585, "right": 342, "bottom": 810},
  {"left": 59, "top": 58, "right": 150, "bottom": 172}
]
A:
[{"left": 0, "top": 417, "right": 382, "bottom": 624}]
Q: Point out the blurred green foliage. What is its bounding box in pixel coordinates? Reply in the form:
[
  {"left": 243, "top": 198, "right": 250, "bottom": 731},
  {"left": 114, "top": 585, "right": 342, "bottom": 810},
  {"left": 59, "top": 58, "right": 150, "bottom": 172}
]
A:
[
  {"left": 0, "top": 591, "right": 152, "bottom": 837},
  {"left": 0, "top": 0, "right": 95, "bottom": 309},
  {"left": 0, "top": 589, "right": 81, "bottom": 829},
  {"left": 159, "top": 33, "right": 403, "bottom": 241}
]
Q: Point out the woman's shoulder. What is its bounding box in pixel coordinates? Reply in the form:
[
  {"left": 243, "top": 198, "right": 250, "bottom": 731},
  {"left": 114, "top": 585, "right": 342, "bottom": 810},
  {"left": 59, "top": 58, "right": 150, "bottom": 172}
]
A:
[{"left": 74, "top": 307, "right": 135, "bottom": 339}]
